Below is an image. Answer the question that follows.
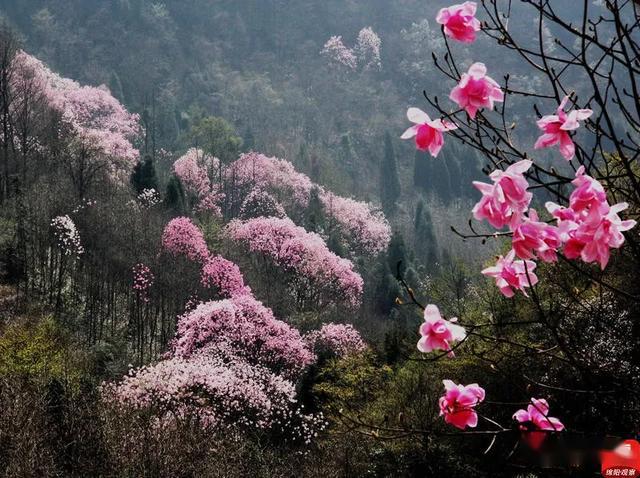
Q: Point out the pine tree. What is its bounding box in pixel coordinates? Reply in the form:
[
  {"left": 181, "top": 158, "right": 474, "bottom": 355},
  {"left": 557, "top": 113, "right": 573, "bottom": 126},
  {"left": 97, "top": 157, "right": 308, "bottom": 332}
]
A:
[
  {"left": 386, "top": 230, "right": 407, "bottom": 276},
  {"left": 131, "top": 155, "right": 158, "bottom": 193},
  {"left": 164, "top": 175, "right": 185, "bottom": 214},
  {"left": 297, "top": 143, "right": 310, "bottom": 174},
  {"left": 414, "top": 200, "right": 439, "bottom": 266},
  {"left": 412, "top": 149, "right": 432, "bottom": 192},
  {"left": 339, "top": 133, "right": 358, "bottom": 185},
  {"left": 432, "top": 156, "right": 452, "bottom": 201},
  {"left": 448, "top": 157, "right": 463, "bottom": 199},
  {"left": 243, "top": 126, "right": 255, "bottom": 152},
  {"left": 108, "top": 71, "right": 125, "bottom": 102},
  {"left": 380, "top": 131, "right": 401, "bottom": 215},
  {"left": 305, "top": 187, "right": 325, "bottom": 233}
]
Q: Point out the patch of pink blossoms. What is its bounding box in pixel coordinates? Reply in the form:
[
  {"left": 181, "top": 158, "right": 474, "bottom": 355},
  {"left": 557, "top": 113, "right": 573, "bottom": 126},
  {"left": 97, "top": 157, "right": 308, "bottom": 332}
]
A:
[
  {"left": 200, "top": 254, "right": 250, "bottom": 298},
  {"left": 225, "top": 217, "right": 364, "bottom": 308},
  {"left": 132, "top": 263, "right": 154, "bottom": 303},
  {"left": 161, "top": 217, "right": 210, "bottom": 263},
  {"left": 172, "top": 295, "right": 315, "bottom": 378},
  {"left": 436, "top": 2, "right": 481, "bottom": 43},
  {"left": 305, "top": 323, "right": 367, "bottom": 358},
  {"left": 174, "top": 148, "right": 223, "bottom": 217},
  {"left": 228, "top": 152, "right": 391, "bottom": 256},
  {"left": 13, "top": 51, "right": 140, "bottom": 164}
]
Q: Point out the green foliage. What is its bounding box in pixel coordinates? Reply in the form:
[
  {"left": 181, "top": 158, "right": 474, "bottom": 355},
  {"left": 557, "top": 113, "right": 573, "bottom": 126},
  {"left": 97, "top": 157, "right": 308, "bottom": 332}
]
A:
[
  {"left": 380, "top": 131, "right": 401, "bottom": 215},
  {"left": 188, "top": 116, "right": 242, "bottom": 164},
  {"left": 0, "top": 316, "right": 77, "bottom": 380},
  {"left": 313, "top": 350, "right": 392, "bottom": 409}
]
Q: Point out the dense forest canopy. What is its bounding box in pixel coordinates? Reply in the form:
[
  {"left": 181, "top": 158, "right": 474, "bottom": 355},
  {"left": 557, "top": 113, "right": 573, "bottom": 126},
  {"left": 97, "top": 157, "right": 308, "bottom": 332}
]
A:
[{"left": 0, "top": 1, "right": 639, "bottom": 477}]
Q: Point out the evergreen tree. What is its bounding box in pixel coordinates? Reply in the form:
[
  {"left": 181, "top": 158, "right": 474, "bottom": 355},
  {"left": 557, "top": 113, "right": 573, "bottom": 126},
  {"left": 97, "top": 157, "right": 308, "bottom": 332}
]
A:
[
  {"left": 164, "top": 175, "right": 185, "bottom": 214},
  {"left": 297, "top": 143, "right": 310, "bottom": 174},
  {"left": 448, "top": 157, "right": 463, "bottom": 199},
  {"left": 386, "top": 230, "right": 407, "bottom": 276},
  {"left": 413, "top": 149, "right": 432, "bottom": 192},
  {"left": 327, "top": 232, "right": 346, "bottom": 257},
  {"left": 432, "top": 156, "right": 452, "bottom": 201},
  {"left": 243, "top": 126, "right": 255, "bottom": 152},
  {"left": 414, "top": 200, "right": 439, "bottom": 266},
  {"left": 108, "top": 71, "right": 125, "bottom": 102},
  {"left": 380, "top": 131, "right": 401, "bottom": 215},
  {"left": 373, "top": 261, "right": 400, "bottom": 315},
  {"left": 130, "top": 155, "right": 158, "bottom": 193},
  {"left": 305, "top": 187, "right": 325, "bottom": 233},
  {"left": 339, "top": 133, "right": 358, "bottom": 186}
]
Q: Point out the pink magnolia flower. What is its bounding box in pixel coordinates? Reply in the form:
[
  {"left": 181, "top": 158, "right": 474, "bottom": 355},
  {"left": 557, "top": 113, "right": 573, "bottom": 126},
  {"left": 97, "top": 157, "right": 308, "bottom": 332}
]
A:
[
  {"left": 439, "top": 380, "right": 485, "bottom": 430},
  {"left": 511, "top": 209, "right": 562, "bottom": 262},
  {"left": 472, "top": 160, "right": 533, "bottom": 229},
  {"left": 513, "top": 398, "right": 565, "bottom": 432},
  {"left": 534, "top": 96, "right": 593, "bottom": 160},
  {"left": 482, "top": 250, "right": 539, "bottom": 297},
  {"left": 417, "top": 305, "right": 466, "bottom": 357},
  {"left": 436, "top": 2, "right": 482, "bottom": 43},
  {"left": 401, "top": 107, "right": 458, "bottom": 157},
  {"left": 450, "top": 63, "right": 504, "bottom": 119}
]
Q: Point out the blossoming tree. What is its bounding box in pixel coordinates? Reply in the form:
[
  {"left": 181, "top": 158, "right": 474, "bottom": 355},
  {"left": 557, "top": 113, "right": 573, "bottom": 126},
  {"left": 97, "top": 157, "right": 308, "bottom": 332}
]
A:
[{"left": 348, "top": 0, "right": 640, "bottom": 459}]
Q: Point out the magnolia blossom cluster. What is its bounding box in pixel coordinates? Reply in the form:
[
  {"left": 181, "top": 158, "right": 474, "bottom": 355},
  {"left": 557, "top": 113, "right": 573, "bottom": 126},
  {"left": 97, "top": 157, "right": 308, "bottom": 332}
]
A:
[
  {"left": 172, "top": 295, "right": 315, "bottom": 378},
  {"left": 471, "top": 160, "right": 636, "bottom": 295},
  {"left": 161, "top": 217, "right": 210, "bottom": 263},
  {"left": 200, "top": 255, "right": 250, "bottom": 298},
  {"left": 403, "top": 63, "right": 503, "bottom": 155},
  {"left": 102, "top": 351, "right": 324, "bottom": 442},
  {"left": 71, "top": 198, "right": 97, "bottom": 214},
  {"left": 321, "top": 27, "right": 381, "bottom": 70},
  {"left": 225, "top": 217, "right": 364, "bottom": 308},
  {"left": 228, "top": 152, "right": 391, "bottom": 256},
  {"left": 230, "top": 152, "right": 314, "bottom": 206},
  {"left": 319, "top": 190, "right": 391, "bottom": 256},
  {"left": 137, "top": 188, "right": 160, "bottom": 208},
  {"left": 174, "top": 148, "right": 223, "bottom": 217},
  {"left": 239, "top": 188, "right": 287, "bottom": 220},
  {"left": 304, "top": 323, "right": 367, "bottom": 358},
  {"left": 12, "top": 51, "right": 140, "bottom": 164},
  {"left": 355, "top": 27, "right": 382, "bottom": 70},
  {"left": 546, "top": 167, "right": 636, "bottom": 270},
  {"left": 321, "top": 36, "right": 358, "bottom": 70},
  {"left": 51, "top": 215, "right": 84, "bottom": 256},
  {"left": 132, "top": 263, "right": 154, "bottom": 303}
]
